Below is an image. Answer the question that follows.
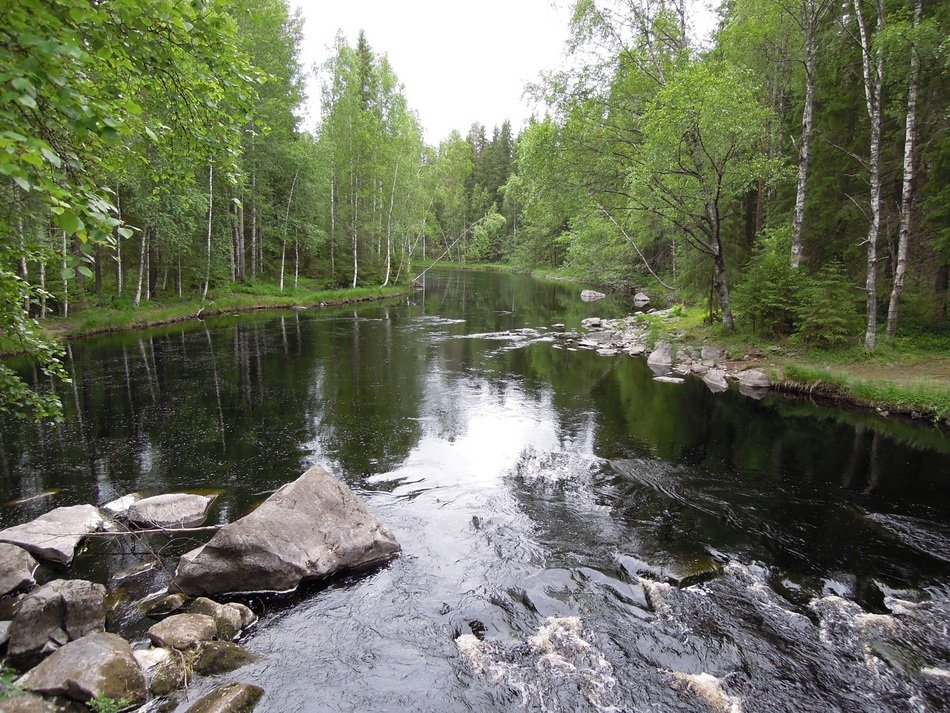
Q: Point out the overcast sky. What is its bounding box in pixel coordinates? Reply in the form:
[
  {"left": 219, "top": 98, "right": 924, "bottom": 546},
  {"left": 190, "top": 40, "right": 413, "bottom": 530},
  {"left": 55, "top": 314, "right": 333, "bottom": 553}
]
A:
[{"left": 290, "top": 0, "right": 571, "bottom": 144}]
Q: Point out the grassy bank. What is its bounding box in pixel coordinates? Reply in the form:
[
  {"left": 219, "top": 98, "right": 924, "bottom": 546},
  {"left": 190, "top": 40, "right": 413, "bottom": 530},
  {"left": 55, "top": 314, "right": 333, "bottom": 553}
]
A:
[
  {"left": 640, "top": 304, "right": 950, "bottom": 423},
  {"left": 38, "top": 280, "right": 409, "bottom": 343}
]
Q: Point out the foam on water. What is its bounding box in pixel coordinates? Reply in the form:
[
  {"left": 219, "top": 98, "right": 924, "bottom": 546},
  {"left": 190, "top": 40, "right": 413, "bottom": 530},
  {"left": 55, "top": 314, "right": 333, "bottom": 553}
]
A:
[
  {"left": 456, "top": 616, "right": 619, "bottom": 712},
  {"left": 669, "top": 671, "right": 743, "bottom": 713}
]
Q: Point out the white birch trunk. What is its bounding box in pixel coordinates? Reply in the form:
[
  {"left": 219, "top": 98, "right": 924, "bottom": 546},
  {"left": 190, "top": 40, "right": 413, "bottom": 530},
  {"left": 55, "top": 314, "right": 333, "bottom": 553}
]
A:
[
  {"left": 791, "top": 0, "right": 818, "bottom": 268},
  {"left": 202, "top": 164, "right": 213, "bottom": 302},
  {"left": 133, "top": 228, "right": 146, "bottom": 307},
  {"left": 382, "top": 159, "right": 400, "bottom": 287},
  {"left": 854, "top": 0, "right": 884, "bottom": 350},
  {"left": 280, "top": 169, "right": 299, "bottom": 293},
  {"left": 61, "top": 230, "right": 69, "bottom": 318},
  {"left": 886, "top": 0, "right": 922, "bottom": 338}
]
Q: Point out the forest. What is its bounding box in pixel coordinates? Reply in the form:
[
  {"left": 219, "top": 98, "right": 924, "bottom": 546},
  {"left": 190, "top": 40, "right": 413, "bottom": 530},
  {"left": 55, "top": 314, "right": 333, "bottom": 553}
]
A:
[{"left": 0, "top": 0, "right": 947, "bottom": 418}]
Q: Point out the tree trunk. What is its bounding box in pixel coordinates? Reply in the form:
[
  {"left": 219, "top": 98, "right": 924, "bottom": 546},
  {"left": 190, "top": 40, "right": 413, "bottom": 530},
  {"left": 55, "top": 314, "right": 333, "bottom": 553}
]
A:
[
  {"left": 791, "top": 2, "right": 818, "bottom": 268},
  {"left": 61, "top": 230, "right": 69, "bottom": 318},
  {"left": 294, "top": 236, "right": 299, "bottom": 290},
  {"left": 854, "top": 0, "right": 884, "bottom": 350},
  {"left": 280, "top": 169, "right": 299, "bottom": 293},
  {"left": 236, "top": 192, "right": 245, "bottom": 282},
  {"left": 115, "top": 187, "right": 123, "bottom": 296},
  {"left": 17, "top": 214, "right": 29, "bottom": 314},
  {"left": 382, "top": 159, "right": 399, "bottom": 287},
  {"left": 133, "top": 227, "right": 147, "bottom": 307},
  {"left": 177, "top": 256, "right": 182, "bottom": 299},
  {"left": 94, "top": 244, "right": 102, "bottom": 296},
  {"left": 885, "top": 0, "right": 922, "bottom": 338},
  {"left": 202, "top": 164, "right": 213, "bottom": 302},
  {"left": 352, "top": 173, "right": 359, "bottom": 289},
  {"left": 39, "top": 260, "right": 46, "bottom": 318},
  {"left": 329, "top": 176, "right": 336, "bottom": 277},
  {"left": 250, "top": 169, "right": 257, "bottom": 280},
  {"left": 713, "top": 245, "right": 735, "bottom": 331}
]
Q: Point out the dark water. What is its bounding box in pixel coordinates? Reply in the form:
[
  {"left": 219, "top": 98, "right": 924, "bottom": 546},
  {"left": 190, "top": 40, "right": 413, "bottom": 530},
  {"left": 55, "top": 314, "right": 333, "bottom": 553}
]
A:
[{"left": 2, "top": 269, "right": 949, "bottom": 712}]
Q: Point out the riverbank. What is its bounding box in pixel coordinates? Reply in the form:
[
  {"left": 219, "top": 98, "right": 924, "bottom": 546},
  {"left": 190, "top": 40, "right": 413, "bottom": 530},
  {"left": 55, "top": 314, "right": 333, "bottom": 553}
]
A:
[
  {"left": 36, "top": 281, "right": 409, "bottom": 344},
  {"left": 577, "top": 303, "right": 950, "bottom": 424}
]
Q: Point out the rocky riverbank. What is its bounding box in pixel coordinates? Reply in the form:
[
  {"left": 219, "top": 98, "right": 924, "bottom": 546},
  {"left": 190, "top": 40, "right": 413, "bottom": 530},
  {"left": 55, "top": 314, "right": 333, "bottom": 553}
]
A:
[{"left": 0, "top": 467, "right": 400, "bottom": 712}]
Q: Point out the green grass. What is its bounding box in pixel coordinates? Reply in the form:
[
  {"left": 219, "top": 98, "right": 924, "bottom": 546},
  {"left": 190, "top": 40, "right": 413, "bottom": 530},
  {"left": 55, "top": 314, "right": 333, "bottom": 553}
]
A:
[{"left": 43, "top": 281, "right": 408, "bottom": 341}]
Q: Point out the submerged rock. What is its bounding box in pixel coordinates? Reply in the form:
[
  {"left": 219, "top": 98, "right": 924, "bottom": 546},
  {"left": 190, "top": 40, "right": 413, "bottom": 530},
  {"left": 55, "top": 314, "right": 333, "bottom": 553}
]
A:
[
  {"left": 0, "top": 505, "right": 106, "bottom": 565},
  {"left": 185, "top": 682, "right": 264, "bottom": 713},
  {"left": 580, "top": 289, "right": 606, "bottom": 302},
  {"left": 127, "top": 493, "right": 215, "bottom": 529},
  {"left": 17, "top": 632, "right": 146, "bottom": 705},
  {"left": 580, "top": 317, "right": 602, "bottom": 329},
  {"left": 7, "top": 579, "right": 106, "bottom": 668},
  {"left": 192, "top": 640, "right": 257, "bottom": 675},
  {"left": 139, "top": 591, "right": 190, "bottom": 618},
  {"left": 147, "top": 613, "right": 217, "bottom": 650},
  {"left": 171, "top": 466, "right": 400, "bottom": 596},
  {"left": 0, "top": 542, "right": 38, "bottom": 597}
]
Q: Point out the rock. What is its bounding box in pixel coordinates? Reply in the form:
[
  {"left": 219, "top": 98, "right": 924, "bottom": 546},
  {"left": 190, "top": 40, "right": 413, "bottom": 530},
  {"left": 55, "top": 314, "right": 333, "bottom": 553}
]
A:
[
  {"left": 580, "top": 289, "right": 606, "bottom": 302},
  {"left": 189, "top": 598, "right": 244, "bottom": 640},
  {"left": 185, "top": 682, "right": 264, "bottom": 713},
  {"left": 192, "top": 641, "right": 256, "bottom": 675},
  {"left": 647, "top": 342, "right": 674, "bottom": 371},
  {"left": 0, "top": 619, "right": 10, "bottom": 647},
  {"left": 653, "top": 376, "right": 685, "bottom": 385},
  {"left": 17, "top": 632, "right": 146, "bottom": 705},
  {"left": 225, "top": 602, "right": 257, "bottom": 629},
  {"left": 700, "top": 346, "right": 724, "bottom": 362},
  {"left": 172, "top": 466, "right": 401, "bottom": 596},
  {"left": 737, "top": 369, "right": 771, "bottom": 389},
  {"left": 551, "top": 323, "right": 565, "bottom": 330},
  {"left": 127, "top": 493, "right": 215, "bottom": 529},
  {"left": 135, "top": 647, "right": 189, "bottom": 696},
  {"left": 0, "top": 542, "right": 38, "bottom": 596},
  {"left": 0, "top": 692, "right": 61, "bottom": 712},
  {"left": 147, "top": 613, "right": 217, "bottom": 650},
  {"left": 101, "top": 493, "right": 140, "bottom": 519},
  {"left": 703, "top": 369, "right": 729, "bottom": 394},
  {"left": 690, "top": 363, "right": 710, "bottom": 375},
  {"left": 580, "top": 317, "right": 602, "bottom": 329},
  {"left": 0, "top": 505, "right": 106, "bottom": 565},
  {"left": 139, "top": 591, "right": 190, "bottom": 618},
  {"left": 633, "top": 292, "right": 650, "bottom": 307},
  {"left": 672, "top": 365, "right": 691, "bottom": 376},
  {"left": 8, "top": 579, "right": 106, "bottom": 668}
]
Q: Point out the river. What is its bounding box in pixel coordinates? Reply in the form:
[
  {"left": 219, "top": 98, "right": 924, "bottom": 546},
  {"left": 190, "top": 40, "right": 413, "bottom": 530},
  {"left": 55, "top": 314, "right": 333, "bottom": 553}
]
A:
[{"left": 1, "top": 269, "right": 949, "bottom": 712}]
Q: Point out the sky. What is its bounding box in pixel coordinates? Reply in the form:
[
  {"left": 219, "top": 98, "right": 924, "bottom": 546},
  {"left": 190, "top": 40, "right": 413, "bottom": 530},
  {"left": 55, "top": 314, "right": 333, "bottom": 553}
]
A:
[{"left": 289, "top": 0, "right": 571, "bottom": 144}]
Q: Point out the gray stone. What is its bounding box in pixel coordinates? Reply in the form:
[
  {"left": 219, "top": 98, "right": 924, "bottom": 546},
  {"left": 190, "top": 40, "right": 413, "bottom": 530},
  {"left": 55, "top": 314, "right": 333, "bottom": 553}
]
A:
[
  {"left": 101, "top": 493, "right": 140, "bottom": 518},
  {"left": 225, "top": 602, "right": 257, "bottom": 629},
  {"left": 700, "top": 346, "right": 724, "bottom": 362},
  {"left": 192, "top": 641, "right": 256, "bottom": 675},
  {"left": 690, "top": 363, "right": 710, "bottom": 375},
  {"left": 0, "top": 692, "right": 61, "bottom": 712},
  {"left": 8, "top": 579, "right": 106, "bottom": 668},
  {"left": 127, "top": 493, "right": 214, "bottom": 529},
  {"left": 626, "top": 345, "right": 646, "bottom": 357},
  {"left": 653, "top": 376, "right": 685, "bottom": 385},
  {"left": 0, "top": 619, "right": 10, "bottom": 647},
  {"left": 737, "top": 369, "right": 771, "bottom": 390},
  {"left": 633, "top": 292, "right": 650, "bottom": 307},
  {"left": 172, "top": 467, "right": 400, "bottom": 596},
  {"left": 703, "top": 369, "right": 729, "bottom": 394},
  {"left": 17, "top": 632, "right": 146, "bottom": 704},
  {"left": 0, "top": 542, "right": 38, "bottom": 596},
  {"left": 0, "top": 505, "right": 106, "bottom": 565},
  {"left": 580, "top": 317, "right": 602, "bottom": 329},
  {"left": 147, "top": 613, "right": 217, "bottom": 650},
  {"left": 186, "top": 682, "right": 264, "bottom": 713},
  {"left": 189, "top": 597, "right": 243, "bottom": 640},
  {"left": 139, "top": 591, "right": 189, "bottom": 618},
  {"left": 647, "top": 342, "right": 674, "bottom": 371},
  {"left": 580, "top": 289, "right": 606, "bottom": 302},
  {"left": 135, "top": 646, "right": 189, "bottom": 696}
]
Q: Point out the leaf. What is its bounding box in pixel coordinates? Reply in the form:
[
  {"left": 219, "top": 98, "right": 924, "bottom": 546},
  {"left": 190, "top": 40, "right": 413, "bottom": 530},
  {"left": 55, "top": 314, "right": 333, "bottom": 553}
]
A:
[
  {"left": 61, "top": 267, "right": 73, "bottom": 281},
  {"left": 144, "top": 126, "right": 158, "bottom": 142},
  {"left": 40, "top": 147, "right": 62, "bottom": 168},
  {"left": 117, "top": 227, "right": 134, "bottom": 239},
  {"left": 17, "top": 94, "right": 37, "bottom": 110},
  {"left": 78, "top": 265, "right": 94, "bottom": 278},
  {"left": 55, "top": 210, "right": 84, "bottom": 235},
  {"left": 12, "top": 175, "right": 30, "bottom": 191}
]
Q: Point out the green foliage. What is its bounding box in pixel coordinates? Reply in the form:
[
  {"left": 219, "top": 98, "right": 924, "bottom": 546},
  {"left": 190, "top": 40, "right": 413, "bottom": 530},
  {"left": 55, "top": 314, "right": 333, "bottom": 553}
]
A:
[
  {"left": 87, "top": 694, "right": 130, "bottom": 713},
  {"left": 793, "top": 262, "right": 859, "bottom": 347},
  {"left": 0, "top": 659, "right": 21, "bottom": 699},
  {"left": 465, "top": 208, "right": 507, "bottom": 262},
  {"left": 732, "top": 227, "right": 803, "bottom": 335}
]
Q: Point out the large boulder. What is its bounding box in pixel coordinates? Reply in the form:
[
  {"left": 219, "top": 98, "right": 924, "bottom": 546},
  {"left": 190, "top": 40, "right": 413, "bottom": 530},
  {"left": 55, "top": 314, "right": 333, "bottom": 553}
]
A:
[
  {"left": 127, "top": 493, "right": 214, "bottom": 529},
  {"left": 17, "top": 632, "right": 146, "bottom": 705},
  {"left": 7, "top": 579, "right": 106, "bottom": 668},
  {"left": 633, "top": 292, "right": 651, "bottom": 308},
  {"left": 0, "top": 505, "right": 106, "bottom": 565},
  {"left": 0, "top": 542, "right": 38, "bottom": 596},
  {"left": 147, "top": 613, "right": 217, "bottom": 650},
  {"left": 172, "top": 467, "right": 400, "bottom": 596},
  {"left": 186, "top": 682, "right": 264, "bottom": 713},
  {"left": 703, "top": 369, "right": 729, "bottom": 394},
  {"left": 580, "top": 289, "right": 606, "bottom": 302},
  {"left": 192, "top": 641, "right": 257, "bottom": 675}
]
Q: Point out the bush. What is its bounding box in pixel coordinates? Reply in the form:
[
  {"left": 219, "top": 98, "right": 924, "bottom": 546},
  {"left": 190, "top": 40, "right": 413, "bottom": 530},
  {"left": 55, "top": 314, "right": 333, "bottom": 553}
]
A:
[
  {"left": 793, "top": 261, "right": 858, "bottom": 347},
  {"left": 732, "top": 227, "right": 802, "bottom": 336}
]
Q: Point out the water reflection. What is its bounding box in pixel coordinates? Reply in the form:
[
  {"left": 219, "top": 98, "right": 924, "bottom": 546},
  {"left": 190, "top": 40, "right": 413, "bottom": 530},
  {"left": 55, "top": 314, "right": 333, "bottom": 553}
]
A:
[{"left": 0, "top": 269, "right": 948, "bottom": 711}]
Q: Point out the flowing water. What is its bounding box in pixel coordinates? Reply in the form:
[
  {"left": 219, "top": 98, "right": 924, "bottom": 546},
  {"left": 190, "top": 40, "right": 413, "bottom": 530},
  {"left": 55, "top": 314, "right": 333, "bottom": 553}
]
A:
[{"left": 1, "top": 269, "right": 949, "bottom": 712}]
